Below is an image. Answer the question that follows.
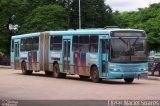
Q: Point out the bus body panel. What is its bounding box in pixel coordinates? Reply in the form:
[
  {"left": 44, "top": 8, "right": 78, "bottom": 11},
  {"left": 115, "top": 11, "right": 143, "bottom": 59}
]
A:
[
  {"left": 13, "top": 39, "right": 21, "bottom": 70},
  {"left": 11, "top": 29, "right": 148, "bottom": 82},
  {"left": 12, "top": 33, "right": 40, "bottom": 71},
  {"left": 49, "top": 51, "right": 62, "bottom": 72},
  {"left": 107, "top": 62, "right": 148, "bottom": 79}
]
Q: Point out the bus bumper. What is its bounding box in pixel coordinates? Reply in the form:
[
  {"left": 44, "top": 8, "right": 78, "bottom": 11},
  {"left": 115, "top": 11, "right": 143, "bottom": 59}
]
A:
[{"left": 107, "top": 71, "right": 148, "bottom": 79}]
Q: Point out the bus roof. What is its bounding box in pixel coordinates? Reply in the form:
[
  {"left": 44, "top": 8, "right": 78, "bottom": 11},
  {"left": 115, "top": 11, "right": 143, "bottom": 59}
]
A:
[
  {"left": 11, "top": 28, "right": 145, "bottom": 39},
  {"left": 12, "top": 32, "right": 40, "bottom": 39}
]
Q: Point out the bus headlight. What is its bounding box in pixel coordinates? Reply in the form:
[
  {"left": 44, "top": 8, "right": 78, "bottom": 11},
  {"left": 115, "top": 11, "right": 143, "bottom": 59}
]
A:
[
  {"left": 109, "top": 64, "right": 117, "bottom": 71},
  {"left": 141, "top": 68, "right": 148, "bottom": 71}
]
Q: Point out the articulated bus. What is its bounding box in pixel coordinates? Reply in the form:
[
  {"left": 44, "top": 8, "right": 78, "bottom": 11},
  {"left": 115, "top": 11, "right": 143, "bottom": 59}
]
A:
[{"left": 11, "top": 28, "right": 148, "bottom": 83}]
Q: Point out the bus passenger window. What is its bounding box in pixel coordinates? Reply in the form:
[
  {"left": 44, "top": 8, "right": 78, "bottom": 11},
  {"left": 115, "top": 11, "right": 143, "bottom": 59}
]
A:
[
  {"left": 50, "top": 36, "right": 54, "bottom": 50},
  {"left": 20, "top": 38, "right": 26, "bottom": 51},
  {"left": 79, "top": 35, "right": 89, "bottom": 53},
  {"left": 11, "top": 40, "right": 14, "bottom": 52},
  {"left": 72, "top": 36, "right": 79, "bottom": 51},
  {"left": 26, "top": 38, "right": 33, "bottom": 51},
  {"left": 32, "top": 37, "right": 39, "bottom": 50},
  {"left": 50, "top": 36, "right": 62, "bottom": 51},
  {"left": 90, "top": 35, "right": 98, "bottom": 53}
]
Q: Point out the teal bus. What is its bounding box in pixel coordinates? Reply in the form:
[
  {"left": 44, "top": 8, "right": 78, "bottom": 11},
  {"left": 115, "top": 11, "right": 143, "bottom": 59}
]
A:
[{"left": 11, "top": 28, "right": 148, "bottom": 83}]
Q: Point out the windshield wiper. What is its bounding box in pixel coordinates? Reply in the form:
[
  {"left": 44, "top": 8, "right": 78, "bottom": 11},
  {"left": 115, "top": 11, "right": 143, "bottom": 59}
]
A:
[
  {"left": 119, "top": 37, "right": 128, "bottom": 46},
  {"left": 132, "top": 37, "right": 139, "bottom": 46}
]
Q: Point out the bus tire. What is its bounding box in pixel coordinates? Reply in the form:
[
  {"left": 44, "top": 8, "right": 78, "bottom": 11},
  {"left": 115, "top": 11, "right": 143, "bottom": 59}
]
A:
[
  {"left": 60, "top": 73, "right": 66, "bottom": 78},
  {"left": 21, "top": 62, "right": 32, "bottom": 75},
  {"left": 79, "top": 75, "right": 90, "bottom": 79},
  {"left": 45, "top": 71, "right": 53, "bottom": 76},
  {"left": 53, "top": 63, "right": 60, "bottom": 78},
  {"left": 90, "top": 66, "right": 101, "bottom": 83},
  {"left": 124, "top": 78, "right": 134, "bottom": 84}
]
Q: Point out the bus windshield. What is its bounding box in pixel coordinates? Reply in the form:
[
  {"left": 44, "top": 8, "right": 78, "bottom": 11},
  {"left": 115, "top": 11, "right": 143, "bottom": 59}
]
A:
[{"left": 110, "top": 38, "right": 147, "bottom": 63}]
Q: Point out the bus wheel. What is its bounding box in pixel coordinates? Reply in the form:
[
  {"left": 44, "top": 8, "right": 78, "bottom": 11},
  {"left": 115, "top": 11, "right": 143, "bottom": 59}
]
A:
[
  {"left": 79, "top": 75, "right": 90, "bottom": 79},
  {"left": 60, "top": 73, "right": 66, "bottom": 78},
  {"left": 53, "top": 63, "right": 60, "bottom": 78},
  {"left": 124, "top": 78, "right": 134, "bottom": 84},
  {"left": 90, "top": 66, "right": 101, "bottom": 83},
  {"left": 21, "top": 62, "right": 32, "bottom": 75},
  {"left": 45, "top": 71, "right": 53, "bottom": 76}
]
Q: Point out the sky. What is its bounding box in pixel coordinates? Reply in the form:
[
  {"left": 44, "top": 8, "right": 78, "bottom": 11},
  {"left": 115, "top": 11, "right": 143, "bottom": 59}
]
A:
[{"left": 105, "top": 0, "right": 160, "bottom": 12}]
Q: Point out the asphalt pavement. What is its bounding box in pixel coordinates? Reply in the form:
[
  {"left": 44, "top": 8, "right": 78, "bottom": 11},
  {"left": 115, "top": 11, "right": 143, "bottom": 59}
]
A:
[{"left": 0, "top": 65, "right": 160, "bottom": 80}]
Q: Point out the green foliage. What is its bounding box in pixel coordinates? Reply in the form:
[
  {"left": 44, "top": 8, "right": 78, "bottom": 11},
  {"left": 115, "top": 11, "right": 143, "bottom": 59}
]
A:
[
  {"left": 70, "top": 0, "right": 114, "bottom": 29},
  {"left": 0, "top": 0, "right": 114, "bottom": 54},
  {"left": 0, "top": 0, "right": 67, "bottom": 54},
  {"left": 0, "top": 0, "right": 23, "bottom": 53},
  {"left": 1, "top": 0, "right": 159, "bottom": 53},
  {"left": 20, "top": 4, "right": 67, "bottom": 33},
  {"left": 113, "top": 3, "right": 160, "bottom": 50}
]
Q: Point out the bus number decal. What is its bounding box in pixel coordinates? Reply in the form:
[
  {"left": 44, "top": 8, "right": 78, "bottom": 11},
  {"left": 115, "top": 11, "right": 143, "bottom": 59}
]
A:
[
  {"left": 51, "top": 52, "right": 61, "bottom": 61},
  {"left": 20, "top": 53, "right": 27, "bottom": 60}
]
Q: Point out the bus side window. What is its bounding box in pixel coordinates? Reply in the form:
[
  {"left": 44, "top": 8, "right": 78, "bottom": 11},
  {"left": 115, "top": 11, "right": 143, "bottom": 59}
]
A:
[
  {"left": 50, "top": 36, "right": 54, "bottom": 50},
  {"left": 90, "top": 35, "right": 98, "bottom": 53},
  {"left": 26, "top": 38, "right": 33, "bottom": 51},
  {"left": 79, "top": 35, "right": 89, "bottom": 53},
  {"left": 20, "top": 38, "right": 26, "bottom": 51},
  {"left": 51, "top": 36, "right": 62, "bottom": 51},
  {"left": 32, "top": 37, "right": 39, "bottom": 50},
  {"left": 11, "top": 40, "right": 14, "bottom": 52},
  {"left": 72, "top": 36, "right": 79, "bottom": 52},
  {"left": 102, "top": 40, "right": 109, "bottom": 53}
]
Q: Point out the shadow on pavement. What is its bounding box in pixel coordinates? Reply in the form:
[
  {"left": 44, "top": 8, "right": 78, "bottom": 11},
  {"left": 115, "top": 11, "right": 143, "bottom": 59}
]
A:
[{"left": 14, "top": 72, "right": 144, "bottom": 85}]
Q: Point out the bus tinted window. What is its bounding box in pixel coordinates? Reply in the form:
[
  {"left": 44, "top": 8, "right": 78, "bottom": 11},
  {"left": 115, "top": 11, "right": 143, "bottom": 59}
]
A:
[
  {"left": 72, "top": 36, "right": 79, "bottom": 51},
  {"left": 90, "top": 35, "right": 98, "bottom": 43},
  {"left": 79, "top": 35, "right": 89, "bottom": 52},
  {"left": 11, "top": 40, "right": 14, "bottom": 52},
  {"left": 73, "top": 36, "right": 78, "bottom": 43},
  {"left": 102, "top": 40, "right": 109, "bottom": 53},
  {"left": 32, "top": 37, "right": 39, "bottom": 50},
  {"left": 20, "top": 37, "right": 39, "bottom": 51},
  {"left": 50, "top": 36, "right": 62, "bottom": 51},
  {"left": 90, "top": 35, "right": 98, "bottom": 53},
  {"left": 79, "top": 36, "right": 89, "bottom": 43},
  {"left": 26, "top": 38, "right": 32, "bottom": 51},
  {"left": 20, "top": 38, "right": 26, "bottom": 51}
]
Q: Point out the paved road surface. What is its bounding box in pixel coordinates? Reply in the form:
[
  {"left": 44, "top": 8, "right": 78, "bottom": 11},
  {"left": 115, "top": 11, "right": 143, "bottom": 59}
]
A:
[{"left": 0, "top": 68, "right": 160, "bottom": 101}]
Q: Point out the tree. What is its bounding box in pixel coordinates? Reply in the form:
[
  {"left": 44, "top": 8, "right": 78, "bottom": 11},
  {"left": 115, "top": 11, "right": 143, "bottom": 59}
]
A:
[
  {"left": 0, "top": 0, "right": 67, "bottom": 54},
  {"left": 20, "top": 4, "right": 67, "bottom": 33},
  {"left": 70, "top": 0, "right": 114, "bottom": 29},
  {"left": 0, "top": 0, "right": 23, "bottom": 54},
  {"left": 113, "top": 3, "right": 160, "bottom": 50}
]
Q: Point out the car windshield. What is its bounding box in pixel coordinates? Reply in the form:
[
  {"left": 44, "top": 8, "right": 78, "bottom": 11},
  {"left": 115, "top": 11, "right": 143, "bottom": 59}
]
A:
[{"left": 110, "top": 38, "right": 147, "bottom": 63}]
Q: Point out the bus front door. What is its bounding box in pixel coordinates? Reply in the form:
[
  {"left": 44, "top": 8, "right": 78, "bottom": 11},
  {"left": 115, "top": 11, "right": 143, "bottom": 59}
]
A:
[
  {"left": 100, "top": 39, "right": 109, "bottom": 76},
  {"left": 14, "top": 41, "right": 20, "bottom": 69},
  {"left": 63, "top": 40, "right": 71, "bottom": 73}
]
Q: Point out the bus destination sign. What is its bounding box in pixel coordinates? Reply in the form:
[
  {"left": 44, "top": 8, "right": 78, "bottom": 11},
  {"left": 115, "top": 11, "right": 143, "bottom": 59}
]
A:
[{"left": 111, "top": 31, "right": 146, "bottom": 37}]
